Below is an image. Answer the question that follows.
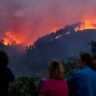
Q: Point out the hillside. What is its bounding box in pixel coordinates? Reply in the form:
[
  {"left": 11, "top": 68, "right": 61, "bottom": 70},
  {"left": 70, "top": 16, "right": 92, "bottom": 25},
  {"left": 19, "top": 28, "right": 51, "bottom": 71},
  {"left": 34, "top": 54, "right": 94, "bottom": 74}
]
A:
[
  {"left": 26, "top": 25, "right": 96, "bottom": 74},
  {"left": 1, "top": 23, "right": 96, "bottom": 77}
]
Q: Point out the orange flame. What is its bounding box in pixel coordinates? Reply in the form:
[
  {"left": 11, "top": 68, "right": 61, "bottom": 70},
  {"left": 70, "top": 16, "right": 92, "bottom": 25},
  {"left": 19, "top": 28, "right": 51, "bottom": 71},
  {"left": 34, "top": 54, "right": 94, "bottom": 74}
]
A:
[
  {"left": 3, "top": 38, "right": 10, "bottom": 46},
  {"left": 75, "top": 19, "right": 96, "bottom": 31},
  {"left": 3, "top": 31, "right": 24, "bottom": 46},
  {"left": 2, "top": 18, "right": 96, "bottom": 46},
  {"left": 80, "top": 20, "right": 96, "bottom": 30},
  {"left": 2, "top": 24, "right": 64, "bottom": 46}
]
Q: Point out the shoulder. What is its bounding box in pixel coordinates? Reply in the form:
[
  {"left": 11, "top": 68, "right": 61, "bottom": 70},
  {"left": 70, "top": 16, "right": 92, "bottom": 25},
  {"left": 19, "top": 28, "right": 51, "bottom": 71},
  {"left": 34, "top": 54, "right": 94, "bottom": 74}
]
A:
[
  {"left": 67, "top": 68, "right": 91, "bottom": 90},
  {"left": 73, "top": 67, "right": 91, "bottom": 76},
  {"left": 41, "top": 79, "right": 52, "bottom": 85},
  {"left": 6, "top": 67, "right": 12, "bottom": 72},
  {"left": 6, "top": 67, "right": 15, "bottom": 81},
  {"left": 39, "top": 80, "right": 49, "bottom": 95},
  {"left": 67, "top": 68, "right": 93, "bottom": 96},
  {"left": 6, "top": 67, "right": 13, "bottom": 75},
  {"left": 67, "top": 69, "right": 88, "bottom": 85},
  {"left": 40, "top": 80, "right": 49, "bottom": 87},
  {"left": 40, "top": 79, "right": 56, "bottom": 87}
]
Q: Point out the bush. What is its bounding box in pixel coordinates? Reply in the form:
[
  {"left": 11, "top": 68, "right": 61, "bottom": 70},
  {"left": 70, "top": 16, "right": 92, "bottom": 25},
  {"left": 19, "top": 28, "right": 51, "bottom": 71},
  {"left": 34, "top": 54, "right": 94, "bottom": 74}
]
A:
[{"left": 9, "top": 76, "right": 41, "bottom": 96}]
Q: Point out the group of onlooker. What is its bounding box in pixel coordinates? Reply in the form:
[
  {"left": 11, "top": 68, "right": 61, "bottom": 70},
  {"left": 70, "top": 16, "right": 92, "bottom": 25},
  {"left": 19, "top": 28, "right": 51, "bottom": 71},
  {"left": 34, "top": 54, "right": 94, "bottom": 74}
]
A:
[
  {"left": 39, "top": 53, "right": 96, "bottom": 96},
  {"left": 0, "top": 50, "right": 96, "bottom": 96}
]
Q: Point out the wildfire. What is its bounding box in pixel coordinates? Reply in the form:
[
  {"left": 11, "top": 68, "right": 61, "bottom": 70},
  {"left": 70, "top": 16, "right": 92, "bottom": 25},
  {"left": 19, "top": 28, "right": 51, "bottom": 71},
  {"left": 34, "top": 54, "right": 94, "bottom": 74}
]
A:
[
  {"left": 75, "top": 19, "right": 96, "bottom": 31},
  {"left": 2, "top": 18, "right": 96, "bottom": 46},
  {"left": 3, "top": 31, "right": 24, "bottom": 46},
  {"left": 3, "top": 38, "right": 10, "bottom": 46},
  {"left": 2, "top": 24, "right": 64, "bottom": 46},
  {"left": 80, "top": 20, "right": 96, "bottom": 30}
]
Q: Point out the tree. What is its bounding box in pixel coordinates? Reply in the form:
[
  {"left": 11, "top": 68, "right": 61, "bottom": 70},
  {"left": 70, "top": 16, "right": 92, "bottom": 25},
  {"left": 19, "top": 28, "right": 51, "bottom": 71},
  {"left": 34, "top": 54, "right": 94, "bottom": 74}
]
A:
[
  {"left": 89, "top": 40, "right": 96, "bottom": 59},
  {"left": 9, "top": 76, "right": 41, "bottom": 96}
]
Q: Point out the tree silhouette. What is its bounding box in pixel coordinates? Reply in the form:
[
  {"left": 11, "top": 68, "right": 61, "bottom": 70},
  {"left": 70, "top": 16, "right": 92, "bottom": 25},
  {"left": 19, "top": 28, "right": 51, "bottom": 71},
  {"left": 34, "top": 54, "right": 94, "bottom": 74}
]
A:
[{"left": 89, "top": 40, "right": 96, "bottom": 59}]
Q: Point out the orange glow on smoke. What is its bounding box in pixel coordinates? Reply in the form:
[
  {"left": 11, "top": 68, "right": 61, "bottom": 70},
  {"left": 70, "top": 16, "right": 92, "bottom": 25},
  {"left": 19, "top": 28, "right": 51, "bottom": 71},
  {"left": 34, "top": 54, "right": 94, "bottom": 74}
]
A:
[
  {"left": 75, "top": 19, "right": 96, "bottom": 31},
  {"left": 80, "top": 20, "right": 96, "bottom": 30},
  {"left": 3, "top": 31, "right": 24, "bottom": 46},
  {"left": 3, "top": 38, "right": 10, "bottom": 46},
  {"left": 2, "top": 18, "right": 96, "bottom": 46},
  {"left": 3, "top": 24, "right": 64, "bottom": 46}
]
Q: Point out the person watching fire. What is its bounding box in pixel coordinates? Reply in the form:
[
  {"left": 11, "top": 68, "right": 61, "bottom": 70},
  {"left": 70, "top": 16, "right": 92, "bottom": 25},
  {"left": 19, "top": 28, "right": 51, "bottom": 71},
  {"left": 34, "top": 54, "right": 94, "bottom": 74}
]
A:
[
  {"left": 0, "top": 51, "right": 15, "bottom": 96},
  {"left": 39, "top": 60, "right": 69, "bottom": 96}
]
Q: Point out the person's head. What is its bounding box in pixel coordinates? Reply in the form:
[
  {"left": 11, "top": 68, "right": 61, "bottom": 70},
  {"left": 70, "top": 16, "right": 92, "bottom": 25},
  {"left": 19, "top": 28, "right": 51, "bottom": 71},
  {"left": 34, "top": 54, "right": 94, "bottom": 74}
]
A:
[
  {"left": 0, "top": 50, "right": 9, "bottom": 67},
  {"left": 80, "top": 53, "right": 92, "bottom": 67},
  {"left": 76, "top": 59, "right": 85, "bottom": 68},
  {"left": 48, "top": 60, "right": 64, "bottom": 80}
]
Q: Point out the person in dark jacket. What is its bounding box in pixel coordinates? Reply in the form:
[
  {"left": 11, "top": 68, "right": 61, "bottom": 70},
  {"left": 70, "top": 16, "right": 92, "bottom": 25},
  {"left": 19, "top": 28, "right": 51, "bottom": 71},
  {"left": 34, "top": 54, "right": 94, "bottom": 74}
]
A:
[
  {"left": 68, "top": 53, "right": 96, "bottom": 96},
  {"left": 0, "top": 51, "right": 14, "bottom": 96}
]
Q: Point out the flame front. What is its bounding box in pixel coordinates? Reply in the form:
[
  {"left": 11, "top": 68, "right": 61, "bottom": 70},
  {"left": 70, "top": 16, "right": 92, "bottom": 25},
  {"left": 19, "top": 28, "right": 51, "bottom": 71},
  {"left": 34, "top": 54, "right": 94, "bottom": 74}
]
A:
[
  {"left": 80, "top": 20, "right": 96, "bottom": 30},
  {"left": 2, "top": 18, "right": 96, "bottom": 46},
  {"left": 75, "top": 19, "right": 96, "bottom": 31},
  {"left": 3, "top": 38, "right": 10, "bottom": 46},
  {"left": 3, "top": 31, "right": 24, "bottom": 46},
  {"left": 2, "top": 24, "right": 64, "bottom": 46}
]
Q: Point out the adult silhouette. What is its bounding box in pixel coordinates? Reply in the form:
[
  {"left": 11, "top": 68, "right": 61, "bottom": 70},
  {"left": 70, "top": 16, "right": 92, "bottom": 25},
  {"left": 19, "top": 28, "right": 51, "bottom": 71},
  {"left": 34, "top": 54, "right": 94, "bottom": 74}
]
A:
[
  {"left": 68, "top": 53, "right": 96, "bottom": 96},
  {"left": 39, "top": 60, "right": 69, "bottom": 96},
  {"left": 0, "top": 51, "right": 14, "bottom": 96}
]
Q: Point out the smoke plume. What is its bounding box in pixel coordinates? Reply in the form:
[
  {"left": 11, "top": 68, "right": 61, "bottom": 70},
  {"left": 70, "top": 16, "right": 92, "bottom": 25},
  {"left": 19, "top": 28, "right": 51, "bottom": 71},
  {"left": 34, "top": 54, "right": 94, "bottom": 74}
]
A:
[{"left": 0, "top": 0, "right": 96, "bottom": 46}]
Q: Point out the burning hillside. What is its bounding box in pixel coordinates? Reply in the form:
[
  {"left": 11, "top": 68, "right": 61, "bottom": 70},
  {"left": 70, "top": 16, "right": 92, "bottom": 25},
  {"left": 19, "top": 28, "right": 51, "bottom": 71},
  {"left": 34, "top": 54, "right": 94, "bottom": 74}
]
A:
[
  {"left": 75, "top": 19, "right": 96, "bottom": 31},
  {"left": 0, "top": 0, "right": 96, "bottom": 47},
  {"left": 2, "top": 24, "right": 64, "bottom": 46},
  {"left": 2, "top": 19, "right": 96, "bottom": 46}
]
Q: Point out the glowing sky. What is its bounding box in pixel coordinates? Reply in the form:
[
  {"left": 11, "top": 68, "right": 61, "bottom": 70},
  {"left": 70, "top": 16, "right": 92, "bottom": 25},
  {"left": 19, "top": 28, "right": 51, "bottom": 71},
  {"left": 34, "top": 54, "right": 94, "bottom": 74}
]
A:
[{"left": 0, "top": 0, "right": 96, "bottom": 46}]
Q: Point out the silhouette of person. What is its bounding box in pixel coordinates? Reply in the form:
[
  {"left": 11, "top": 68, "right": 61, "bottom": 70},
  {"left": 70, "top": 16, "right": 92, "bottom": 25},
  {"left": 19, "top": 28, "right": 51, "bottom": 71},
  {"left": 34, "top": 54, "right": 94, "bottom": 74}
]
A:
[
  {"left": 68, "top": 53, "right": 96, "bottom": 96},
  {"left": 39, "top": 60, "right": 69, "bottom": 96},
  {"left": 0, "top": 51, "right": 14, "bottom": 96}
]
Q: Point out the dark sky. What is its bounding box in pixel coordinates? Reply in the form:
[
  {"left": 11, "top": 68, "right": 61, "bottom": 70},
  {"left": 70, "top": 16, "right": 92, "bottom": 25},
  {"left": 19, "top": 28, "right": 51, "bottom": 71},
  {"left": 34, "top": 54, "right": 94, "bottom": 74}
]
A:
[{"left": 0, "top": 0, "right": 96, "bottom": 45}]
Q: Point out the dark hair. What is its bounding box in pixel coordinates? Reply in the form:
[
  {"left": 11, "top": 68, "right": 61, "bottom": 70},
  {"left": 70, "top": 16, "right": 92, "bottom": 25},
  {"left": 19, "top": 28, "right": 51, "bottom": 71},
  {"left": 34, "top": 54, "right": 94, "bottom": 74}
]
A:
[
  {"left": 0, "top": 51, "right": 9, "bottom": 67},
  {"left": 48, "top": 60, "right": 64, "bottom": 80},
  {"left": 80, "top": 53, "right": 92, "bottom": 67}
]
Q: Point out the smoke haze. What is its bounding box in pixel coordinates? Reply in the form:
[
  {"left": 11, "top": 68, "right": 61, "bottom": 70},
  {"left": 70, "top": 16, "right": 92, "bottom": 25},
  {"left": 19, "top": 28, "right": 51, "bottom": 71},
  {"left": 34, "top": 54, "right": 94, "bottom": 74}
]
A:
[{"left": 0, "top": 0, "right": 96, "bottom": 45}]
